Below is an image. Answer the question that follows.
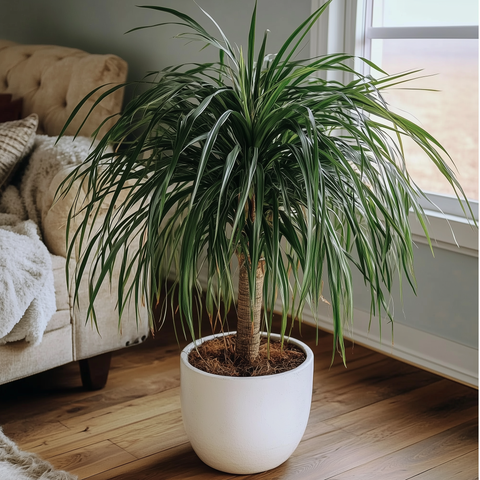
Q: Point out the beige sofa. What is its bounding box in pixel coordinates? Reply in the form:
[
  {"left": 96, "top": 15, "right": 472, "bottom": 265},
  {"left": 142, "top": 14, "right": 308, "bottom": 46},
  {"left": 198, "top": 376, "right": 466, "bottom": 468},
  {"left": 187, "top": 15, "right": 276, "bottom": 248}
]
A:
[{"left": 0, "top": 40, "right": 149, "bottom": 389}]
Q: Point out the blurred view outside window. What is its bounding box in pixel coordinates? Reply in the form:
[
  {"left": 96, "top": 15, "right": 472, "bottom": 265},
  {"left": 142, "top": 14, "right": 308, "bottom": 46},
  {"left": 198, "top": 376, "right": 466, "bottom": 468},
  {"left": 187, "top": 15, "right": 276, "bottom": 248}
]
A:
[{"left": 367, "top": 0, "right": 478, "bottom": 202}]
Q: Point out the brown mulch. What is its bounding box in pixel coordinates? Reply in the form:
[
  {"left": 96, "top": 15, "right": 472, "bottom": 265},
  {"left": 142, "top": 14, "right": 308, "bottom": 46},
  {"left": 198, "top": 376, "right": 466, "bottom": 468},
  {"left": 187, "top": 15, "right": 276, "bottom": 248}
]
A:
[{"left": 188, "top": 334, "right": 306, "bottom": 377}]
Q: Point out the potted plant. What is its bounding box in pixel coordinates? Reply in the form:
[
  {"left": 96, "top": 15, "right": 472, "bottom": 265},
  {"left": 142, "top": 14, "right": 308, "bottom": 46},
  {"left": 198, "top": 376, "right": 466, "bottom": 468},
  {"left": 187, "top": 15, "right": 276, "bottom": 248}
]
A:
[{"left": 59, "top": 0, "right": 473, "bottom": 474}]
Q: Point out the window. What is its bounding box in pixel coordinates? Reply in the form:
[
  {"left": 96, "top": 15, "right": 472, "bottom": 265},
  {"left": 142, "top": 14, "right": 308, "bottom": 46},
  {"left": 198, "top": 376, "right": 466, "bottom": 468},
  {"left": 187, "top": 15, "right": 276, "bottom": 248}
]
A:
[{"left": 311, "top": 0, "right": 479, "bottom": 223}]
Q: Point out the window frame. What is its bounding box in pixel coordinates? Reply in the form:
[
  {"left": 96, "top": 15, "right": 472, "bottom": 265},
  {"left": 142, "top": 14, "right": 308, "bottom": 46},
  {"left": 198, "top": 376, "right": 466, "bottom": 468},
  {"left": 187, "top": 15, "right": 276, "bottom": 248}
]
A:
[{"left": 310, "top": 0, "right": 478, "bottom": 252}]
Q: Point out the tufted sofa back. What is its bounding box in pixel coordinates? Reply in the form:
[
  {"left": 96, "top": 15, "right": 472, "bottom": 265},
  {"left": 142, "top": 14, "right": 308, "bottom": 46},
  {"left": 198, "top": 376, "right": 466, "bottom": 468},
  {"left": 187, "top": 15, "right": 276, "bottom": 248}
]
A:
[{"left": 0, "top": 40, "right": 128, "bottom": 138}]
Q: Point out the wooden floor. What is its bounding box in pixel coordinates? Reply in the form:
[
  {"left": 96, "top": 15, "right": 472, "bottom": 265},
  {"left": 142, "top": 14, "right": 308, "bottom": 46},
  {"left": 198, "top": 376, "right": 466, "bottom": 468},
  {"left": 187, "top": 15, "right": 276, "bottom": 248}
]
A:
[{"left": 0, "top": 318, "right": 477, "bottom": 480}]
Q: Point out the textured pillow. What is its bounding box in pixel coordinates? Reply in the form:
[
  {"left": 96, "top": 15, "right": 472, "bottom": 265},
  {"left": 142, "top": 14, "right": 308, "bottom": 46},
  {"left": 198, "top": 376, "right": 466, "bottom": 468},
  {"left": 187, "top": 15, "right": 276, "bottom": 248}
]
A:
[{"left": 0, "top": 113, "right": 38, "bottom": 192}]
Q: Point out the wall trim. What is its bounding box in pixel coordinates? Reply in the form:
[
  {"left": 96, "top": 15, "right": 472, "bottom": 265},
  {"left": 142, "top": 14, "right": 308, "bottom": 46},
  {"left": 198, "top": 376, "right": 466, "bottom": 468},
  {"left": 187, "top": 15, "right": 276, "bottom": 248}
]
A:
[
  {"left": 276, "top": 300, "right": 478, "bottom": 389},
  {"left": 409, "top": 209, "right": 478, "bottom": 256}
]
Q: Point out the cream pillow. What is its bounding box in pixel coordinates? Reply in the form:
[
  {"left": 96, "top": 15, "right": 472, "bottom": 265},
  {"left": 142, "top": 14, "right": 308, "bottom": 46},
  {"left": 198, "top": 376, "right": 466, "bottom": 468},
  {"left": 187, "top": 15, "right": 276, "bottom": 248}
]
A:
[{"left": 0, "top": 114, "right": 38, "bottom": 192}]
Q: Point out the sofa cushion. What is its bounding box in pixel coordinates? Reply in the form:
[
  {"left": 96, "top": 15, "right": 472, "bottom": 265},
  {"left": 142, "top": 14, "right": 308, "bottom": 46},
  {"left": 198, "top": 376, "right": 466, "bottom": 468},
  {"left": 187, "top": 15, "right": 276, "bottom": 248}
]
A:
[
  {"left": 0, "top": 325, "right": 73, "bottom": 383},
  {"left": 45, "top": 310, "right": 70, "bottom": 333},
  {"left": 0, "top": 113, "right": 37, "bottom": 191}
]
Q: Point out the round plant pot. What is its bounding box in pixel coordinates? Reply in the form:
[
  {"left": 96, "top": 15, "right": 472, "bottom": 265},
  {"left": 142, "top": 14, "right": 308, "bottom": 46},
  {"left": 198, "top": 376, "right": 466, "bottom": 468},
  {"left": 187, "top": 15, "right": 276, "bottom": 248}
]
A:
[{"left": 180, "top": 331, "right": 314, "bottom": 474}]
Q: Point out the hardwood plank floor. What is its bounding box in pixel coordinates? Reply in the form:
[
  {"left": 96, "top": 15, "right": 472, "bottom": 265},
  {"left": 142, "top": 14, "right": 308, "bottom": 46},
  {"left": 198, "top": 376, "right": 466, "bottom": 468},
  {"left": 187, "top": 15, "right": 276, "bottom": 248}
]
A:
[{"left": 0, "top": 318, "right": 477, "bottom": 479}]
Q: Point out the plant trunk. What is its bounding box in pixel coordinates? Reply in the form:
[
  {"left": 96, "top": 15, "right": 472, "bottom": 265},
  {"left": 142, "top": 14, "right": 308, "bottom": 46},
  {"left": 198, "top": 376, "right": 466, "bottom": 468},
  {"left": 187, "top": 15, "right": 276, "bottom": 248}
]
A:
[{"left": 236, "top": 255, "right": 265, "bottom": 362}]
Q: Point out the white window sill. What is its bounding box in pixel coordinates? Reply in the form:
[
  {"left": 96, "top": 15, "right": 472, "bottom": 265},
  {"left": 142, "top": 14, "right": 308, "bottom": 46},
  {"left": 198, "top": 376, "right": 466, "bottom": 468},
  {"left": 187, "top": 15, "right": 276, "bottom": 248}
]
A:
[{"left": 409, "top": 209, "right": 478, "bottom": 256}]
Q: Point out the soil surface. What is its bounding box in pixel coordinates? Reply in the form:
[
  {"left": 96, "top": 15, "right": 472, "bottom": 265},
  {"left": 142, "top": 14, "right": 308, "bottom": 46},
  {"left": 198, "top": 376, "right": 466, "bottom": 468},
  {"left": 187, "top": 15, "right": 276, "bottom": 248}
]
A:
[{"left": 188, "top": 334, "right": 306, "bottom": 377}]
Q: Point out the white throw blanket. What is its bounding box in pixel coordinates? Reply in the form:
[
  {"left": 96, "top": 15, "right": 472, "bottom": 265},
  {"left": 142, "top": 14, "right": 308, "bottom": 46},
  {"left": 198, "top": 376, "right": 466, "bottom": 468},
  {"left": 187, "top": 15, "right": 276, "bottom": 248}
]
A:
[{"left": 0, "top": 188, "right": 56, "bottom": 346}]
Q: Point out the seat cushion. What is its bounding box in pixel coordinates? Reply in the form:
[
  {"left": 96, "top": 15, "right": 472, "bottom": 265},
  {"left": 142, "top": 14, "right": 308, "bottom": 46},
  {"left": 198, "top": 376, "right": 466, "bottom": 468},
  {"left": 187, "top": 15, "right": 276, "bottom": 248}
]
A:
[
  {"left": 45, "top": 310, "right": 70, "bottom": 333},
  {"left": 0, "top": 325, "right": 73, "bottom": 384}
]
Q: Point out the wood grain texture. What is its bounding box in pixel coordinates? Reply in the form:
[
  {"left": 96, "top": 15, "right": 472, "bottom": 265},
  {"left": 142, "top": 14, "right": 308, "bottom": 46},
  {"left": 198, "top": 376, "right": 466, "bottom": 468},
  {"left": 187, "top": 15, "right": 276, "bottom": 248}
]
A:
[
  {"left": 407, "top": 450, "right": 479, "bottom": 480},
  {"left": 0, "top": 314, "right": 477, "bottom": 480}
]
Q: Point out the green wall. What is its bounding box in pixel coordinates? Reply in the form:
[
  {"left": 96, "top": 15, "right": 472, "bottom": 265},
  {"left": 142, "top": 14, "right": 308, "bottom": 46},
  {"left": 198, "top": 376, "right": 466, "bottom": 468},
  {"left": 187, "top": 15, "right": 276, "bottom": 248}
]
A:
[{"left": 0, "top": 0, "right": 312, "bottom": 93}]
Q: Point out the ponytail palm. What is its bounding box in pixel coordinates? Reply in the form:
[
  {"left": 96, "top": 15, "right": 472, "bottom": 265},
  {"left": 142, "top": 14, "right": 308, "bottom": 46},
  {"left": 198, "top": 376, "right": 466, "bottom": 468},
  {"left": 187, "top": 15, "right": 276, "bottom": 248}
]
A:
[{"left": 61, "top": 0, "right": 469, "bottom": 364}]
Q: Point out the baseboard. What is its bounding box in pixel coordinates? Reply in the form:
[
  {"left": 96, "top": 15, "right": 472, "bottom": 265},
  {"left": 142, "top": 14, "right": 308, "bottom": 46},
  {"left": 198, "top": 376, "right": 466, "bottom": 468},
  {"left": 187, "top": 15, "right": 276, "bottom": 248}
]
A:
[{"left": 284, "top": 301, "right": 478, "bottom": 389}]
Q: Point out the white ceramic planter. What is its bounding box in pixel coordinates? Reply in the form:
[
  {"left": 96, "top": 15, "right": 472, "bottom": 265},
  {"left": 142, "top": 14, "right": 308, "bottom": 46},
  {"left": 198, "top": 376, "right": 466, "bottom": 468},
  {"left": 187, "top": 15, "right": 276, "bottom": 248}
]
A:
[{"left": 180, "top": 331, "right": 314, "bottom": 474}]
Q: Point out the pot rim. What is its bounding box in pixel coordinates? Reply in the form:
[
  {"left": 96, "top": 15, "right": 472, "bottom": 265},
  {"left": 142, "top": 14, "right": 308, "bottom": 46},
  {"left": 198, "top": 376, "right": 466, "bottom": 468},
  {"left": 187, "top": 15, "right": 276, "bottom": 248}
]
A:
[{"left": 181, "top": 331, "right": 314, "bottom": 380}]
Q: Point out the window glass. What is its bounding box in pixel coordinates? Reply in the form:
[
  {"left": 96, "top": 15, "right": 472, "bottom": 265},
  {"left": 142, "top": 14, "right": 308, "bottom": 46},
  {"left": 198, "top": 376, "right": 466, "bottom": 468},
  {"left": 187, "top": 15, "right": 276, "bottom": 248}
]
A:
[
  {"left": 372, "top": 0, "right": 479, "bottom": 27},
  {"left": 370, "top": 38, "right": 478, "bottom": 200},
  {"left": 369, "top": 0, "right": 479, "bottom": 202}
]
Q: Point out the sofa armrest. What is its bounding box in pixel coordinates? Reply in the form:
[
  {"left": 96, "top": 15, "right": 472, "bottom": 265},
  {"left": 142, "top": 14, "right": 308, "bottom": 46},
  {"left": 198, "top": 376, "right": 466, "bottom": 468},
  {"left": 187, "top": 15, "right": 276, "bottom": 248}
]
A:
[
  {"left": 42, "top": 164, "right": 98, "bottom": 258},
  {"left": 42, "top": 162, "right": 136, "bottom": 258}
]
